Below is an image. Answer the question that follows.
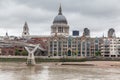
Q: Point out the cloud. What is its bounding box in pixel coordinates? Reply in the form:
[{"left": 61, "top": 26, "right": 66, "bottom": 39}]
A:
[{"left": 0, "top": 0, "right": 120, "bottom": 37}]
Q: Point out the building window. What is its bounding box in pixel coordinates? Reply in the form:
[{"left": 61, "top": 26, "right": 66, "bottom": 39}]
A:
[
  {"left": 54, "top": 41, "right": 57, "bottom": 47},
  {"left": 58, "top": 27, "right": 63, "bottom": 33},
  {"left": 54, "top": 48, "right": 57, "bottom": 50},
  {"left": 54, "top": 45, "right": 57, "bottom": 47},
  {"left": 63, "top": 45, "right": 67, "bottom": 47}
]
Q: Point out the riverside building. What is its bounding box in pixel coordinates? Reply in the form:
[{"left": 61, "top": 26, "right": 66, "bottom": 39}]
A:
[{"left": 101, "top": 28, "right": 120, "bottom": 57}]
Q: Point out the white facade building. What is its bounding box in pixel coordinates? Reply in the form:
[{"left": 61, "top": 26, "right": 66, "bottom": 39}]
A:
[{"left": 101, "top": 32, "right": 120, "bottom": 57}]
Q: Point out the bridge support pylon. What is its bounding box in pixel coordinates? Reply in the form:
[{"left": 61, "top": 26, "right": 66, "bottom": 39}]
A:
[{"left": 25, "top": 45, "right": 39, "bottom": 66}]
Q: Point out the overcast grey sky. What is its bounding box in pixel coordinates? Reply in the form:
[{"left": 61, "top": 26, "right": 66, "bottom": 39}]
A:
[{"left": 0, "top": 0, "right": 120, "bottom": 37}]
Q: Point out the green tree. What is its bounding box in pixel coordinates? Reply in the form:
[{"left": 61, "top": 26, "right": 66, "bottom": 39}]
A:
[
  {"left": 95, "top": 51, "right": 101, "bottom": 56},
  {"left": 75, "top": 49, "right": 78, "bottom": 56},
  {"left": 15, "top": 49, "right": 20, "bottom": 56},
  {"left": 72, "top": 51, "right": 76, "bottom": 56},
  {"left": 21, "top": 50, "right": 28, "bottom": 56}
]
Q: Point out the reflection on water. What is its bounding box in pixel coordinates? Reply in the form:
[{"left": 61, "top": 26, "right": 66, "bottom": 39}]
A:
[{"left": 0, "top": 62, "right": 120, "bottom": 80}]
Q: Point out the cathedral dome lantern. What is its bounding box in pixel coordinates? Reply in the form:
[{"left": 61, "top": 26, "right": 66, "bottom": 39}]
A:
[
  {"left": 51, "top": 4, "right": 69, "bottom": 36},
  {"left": 53, "top": 4, "right": 67, "bottom": 24}
]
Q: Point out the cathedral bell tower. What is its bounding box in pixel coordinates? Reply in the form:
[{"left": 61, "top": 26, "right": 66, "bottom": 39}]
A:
[{"left": 22, "top": 22, "right": 30, "bottom": 38}]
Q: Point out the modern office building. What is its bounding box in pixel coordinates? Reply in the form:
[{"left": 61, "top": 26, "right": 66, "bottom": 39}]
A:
[{"left": 72, "top": 30, "right": 79, "bottom": 36}]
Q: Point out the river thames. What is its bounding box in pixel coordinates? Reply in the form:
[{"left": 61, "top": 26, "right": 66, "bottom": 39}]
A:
[{"left": 0, "top": 62, "right": 120, "bottom": 80}]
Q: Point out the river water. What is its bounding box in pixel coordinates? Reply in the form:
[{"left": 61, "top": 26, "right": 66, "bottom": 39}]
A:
[{"left": 0, "top": 62, "right": 120, "bottom": 80}]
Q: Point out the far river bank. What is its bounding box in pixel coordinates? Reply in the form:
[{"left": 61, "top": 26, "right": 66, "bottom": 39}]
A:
[
  {"left": 0, "top": 61, "right": 120, "bottom": 68},
  {"left": 0, "top": 56, "right": 120, "bottom": 63}
]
